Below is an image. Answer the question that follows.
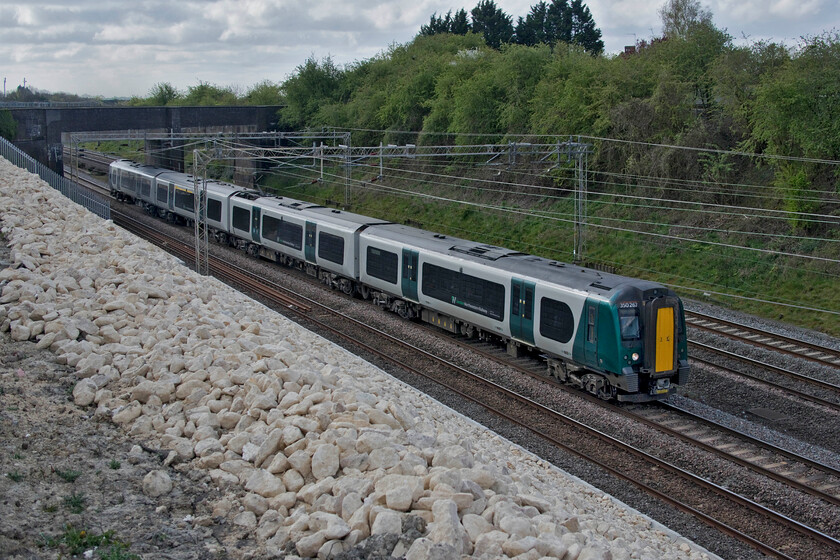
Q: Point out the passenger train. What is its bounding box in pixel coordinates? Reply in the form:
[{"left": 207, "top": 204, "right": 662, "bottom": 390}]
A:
[{"left": 109, "top": 159, "right": 689, "bottom": 402}]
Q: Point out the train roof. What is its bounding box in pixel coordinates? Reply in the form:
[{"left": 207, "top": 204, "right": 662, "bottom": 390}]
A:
[
  {"left": 246, "top": 194, "right": 322, "bottom": 213},
  {"left": 245, "top": 197, "right": 391, "bottom": 231},
  {"left": 364, "top": 223, "right": 666, "bottom": 298},
  {"left": 302, "top": 206, "right": 391, "bottom": 230},
  {"left": 110, "top": 159, "right": 163, "bottom": 178},
  {"left": 111, "top": 160, "right": 259, "bottom": 196}
]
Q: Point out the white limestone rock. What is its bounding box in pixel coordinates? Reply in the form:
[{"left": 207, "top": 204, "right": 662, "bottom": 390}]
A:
[
  {"left": 72, "top": 379, "right": 98, "bottom": 407},
  {"left": 371, "top": 510, "right": 402, "bottom": 536},
  {"left": 233, "top": 511, "right": 258, "bottom": 529},
  {"left": 368, "top": 446, "right": 399, "bottom": 470},
  {"left": 194, "top": 438, "right": 224, "bottom": 458},
  {"left": 311, "top": 443, "right": 340, "bottom": 480},
  {"left": 462, "top": 513, "right": 494, "bottom": 544},
  {"left": 473, "top": 530, "right": 510, "bottom": 558},
  {"left": 426, "top": 499, "right": 470, "bottom": 556},
  {"left": 253, "top": 428, "right": 284, "bottom": 468},
  {"left": 142, "top": 470, "right": 173, "bottom": 498},
  {"left": 244, "top": 469, "right": 286, "bottom": 498},
  {"left": 309, "top": 511, "right": 351, "bottom": 540},
  {"left": 295, "top": 532, "right": 327, "bottom": 559},
  {"left": 432, "top": 445, "right": 475, "bottom": 469},
  {"left": 112, "top": 402, "right": 142, "bottom": 424},
  {"left": 131, "top": 380, "right": 175, "bottom": 404},
  {"left": 10, "top": 322, "right": 31, "bottom": 341}
]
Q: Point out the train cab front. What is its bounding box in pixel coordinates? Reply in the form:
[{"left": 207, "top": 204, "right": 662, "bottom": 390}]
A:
[{"left": 615, "top": 289, "right": 689, "bottom": 402}]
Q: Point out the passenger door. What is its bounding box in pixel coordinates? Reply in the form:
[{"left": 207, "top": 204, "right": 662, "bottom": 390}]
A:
[
  {"left": 510, "top": 278, "right": 535, "bottom": 344},
  {"left": 251, "top": 206, "right": 261, "bottom": 242},
  {"left": 401, "top": 249, "right": 419, "bottom": 301},
  {"left": 584, "top": 302, "right": 598, "bottom": 367},
  {"left": 305, "top": 221, "right": 317, "bottom": 263}
]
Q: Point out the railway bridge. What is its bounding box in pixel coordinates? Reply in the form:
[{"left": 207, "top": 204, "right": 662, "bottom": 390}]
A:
[{"left": 5, "top": 105, "right": 282, "bottom": 180}]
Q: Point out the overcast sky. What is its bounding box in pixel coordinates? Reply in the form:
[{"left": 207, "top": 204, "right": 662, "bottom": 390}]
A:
[{"left": 1, "top": 1, "right": 837, "bottom": 99}]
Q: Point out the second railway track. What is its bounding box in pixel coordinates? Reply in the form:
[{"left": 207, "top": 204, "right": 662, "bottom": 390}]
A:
[{"left": 686, "top": 310, "right": 840, "bottom": 369}]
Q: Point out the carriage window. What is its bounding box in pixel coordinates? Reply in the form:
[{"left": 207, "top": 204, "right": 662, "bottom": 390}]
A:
[
  {"left": 262, "top": 215, "right": 302, "bottom": 250},
  {"left": 422, "top": 263, "right": 504, "bottom": 321},
  {"left": 540, "top": 298, "right": 574, "bottom": 343},
  {"left": 139, "top": 177, "right": 151, "bottom": 198},
  {"left": 121, "top": 170, "right": 133, "bottom": 191},
  {"left": 366, "top": 246, "right": 398, "bottom": 283},
  {"left": 318, "top": 232, "right": 344, "bottom": 265},
  {"left": 619, "top": 308, "right": 640, "bottom": 340},
  {"left": 587, "top": 306, "right": 596, "bottom": 343},
  {"left": 207, "top": 199, "right": 222, "bottom": 222},
  {"left": 157, "top": 184, "right": 168, "bottom": 203},
  {"left": 174, "top": 189, "right": 194, "bottom": 212},
  {"left": 232, "top": 206, "right": 250, "bottom": 231}
]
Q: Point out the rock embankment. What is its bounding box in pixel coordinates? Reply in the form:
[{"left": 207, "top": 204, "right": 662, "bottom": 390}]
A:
[{"left": 0, "top": 157, "right": 716, "bottom": 559}]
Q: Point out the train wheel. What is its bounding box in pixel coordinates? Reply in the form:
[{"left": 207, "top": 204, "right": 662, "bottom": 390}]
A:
[{"left": 582, "top": 374, "right": 614, "bottom": 400}]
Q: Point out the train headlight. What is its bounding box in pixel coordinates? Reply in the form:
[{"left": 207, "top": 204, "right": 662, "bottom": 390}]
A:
[{"left": 631, "top": 352, "right": 640, "bottom": 362}]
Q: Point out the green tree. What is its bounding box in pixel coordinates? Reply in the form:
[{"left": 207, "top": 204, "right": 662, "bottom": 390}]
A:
[
  {"left": 148, "top": 82, "right": 181, "bottom": 106},
  {"left": 495, "top": 44, "right": 553, "bottom": 133},
  {"left": 451, "top": 9, "right": 471, "bottom": 34},
  {"left": 749, "top": 33, "right": 840, "bottom": 160},
  {"left": 279, "top": 56, "right": 346, "bottom": 129},
  {"left": 6, "top": 85, "right": 46, "bottom": 103},
  {"left": 514, "top": 1, "right": 602, "bottom": 54},
  {"left": 179, "top": 82, "right": 238, "bottom": 106},
  {"left": 0, "top": 109, "right": 17, "bottom": 141},
  {"left": 515, "top": 2, "right": 551, "bottom": 46},
  {"left": 529, "top": 45, "right": 611, "bottom": 135},
  {"left": 774, "top": 164, "right": 820, "bottom": 231},
  {"left": 420, "top": 9, "right": 471, "bottom": 36},
  {"left": 659, "top": 0, "right": 712, "bottom": 39},
  {"left": 471, "top": 0, "right": 514, "bottom": 49},
  {"left": 568, "top": 0, "right": 603, "bottom": 54},
  {"left": 710, "top": 40, "right": 790, "bottom": 132},
  {"left": 420, "top": 11, "right": 455, "bottom": 36},
  {"left": 421, "top": 41, "right": 491, "bottom": 137},
  {"left": 244, "top": 80, "right": 283, "bottom": 105}
]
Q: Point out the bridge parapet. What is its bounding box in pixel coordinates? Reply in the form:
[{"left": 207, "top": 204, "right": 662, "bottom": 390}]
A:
[{"left": 6, "top": 105, "right": 281, "bottom": 176}]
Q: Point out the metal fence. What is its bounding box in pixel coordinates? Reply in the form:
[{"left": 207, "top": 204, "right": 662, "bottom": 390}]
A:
[{"left": 0, "top": 137, "right": 110, "bottom": 220}]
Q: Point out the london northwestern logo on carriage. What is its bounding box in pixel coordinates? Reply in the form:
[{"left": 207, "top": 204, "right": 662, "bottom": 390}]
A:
[{"left": 618, "top": 301, "right": 638, "bottom": 309}]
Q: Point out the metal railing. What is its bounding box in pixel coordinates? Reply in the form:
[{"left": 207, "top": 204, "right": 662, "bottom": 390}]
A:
[{"left": 0, "top": 137, "right": 110, "bottom": 220}]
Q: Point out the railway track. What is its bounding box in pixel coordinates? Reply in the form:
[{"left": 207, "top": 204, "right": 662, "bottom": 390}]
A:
[
  {"left": 689, "top": 342, "right": 840, "bottom": 413},
  {"left": 686, "top": 310, "right": 840, "bottom": 369},
  {"left": 435, "top": 331, "right": 840, "bottom": 503},
  {"left": 63, "top": 147, "right": 117, "bottom": 175},
  {"left": 110, "top": 208, "right": 840, "bottom": 560}
]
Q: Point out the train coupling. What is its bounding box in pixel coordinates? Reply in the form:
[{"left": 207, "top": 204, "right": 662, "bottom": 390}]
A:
[{"left": 650, "top": 377, "right": 671, "bottom": 396}]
